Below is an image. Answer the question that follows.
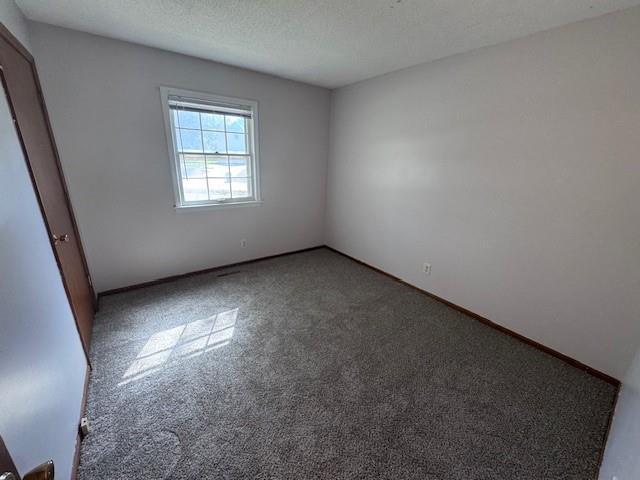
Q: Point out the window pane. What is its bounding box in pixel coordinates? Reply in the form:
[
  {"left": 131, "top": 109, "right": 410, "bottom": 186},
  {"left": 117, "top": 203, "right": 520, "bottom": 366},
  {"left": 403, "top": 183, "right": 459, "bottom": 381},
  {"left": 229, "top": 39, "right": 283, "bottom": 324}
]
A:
[
  {"left": 208, "top": 178, "right": 231, "bottom": 200},
  {"left": 179, "top": 129, "right": 203, "bottom": 152},
  {"left": 225, "top": 115, "right": 245, "bottom": 133},
  {"left": 231, "top": 177, "right": 251, "bottom": 198},
  {"left": 174, "top": 127, "right": 183, "bottom": 151},
  {"left": 182, "top": 155, "right": 206, "bottom": 178},
  {"left": 228, "top": 156, "right": 250, "bottom": 177},
  {"left": 206, "top": 155, "right": 229, "bottom": 177},
  {"left": 182, "top": 178, "right": 208, "bottom": 201},
  {"left": 202, "top": 131, "right": 226, "bottom": 153},
  {"left": 167, "top": 93, "right": 257, "bottom": 207},
  {"left": 177, "top": 110, "right": 200, "bottom": 129},
  {"left": 226, "top": 133, "right": 247, "bottom": 154},
  {"left": 201, "top": 112, "right": 225, "bottom": 131}
]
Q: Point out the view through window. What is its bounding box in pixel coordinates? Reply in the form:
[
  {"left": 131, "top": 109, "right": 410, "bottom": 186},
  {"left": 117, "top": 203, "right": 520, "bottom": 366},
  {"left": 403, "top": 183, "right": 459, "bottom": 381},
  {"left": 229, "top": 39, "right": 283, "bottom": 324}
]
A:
[{"left": 162, "top": 88, "right": 259, "bottom": 207}]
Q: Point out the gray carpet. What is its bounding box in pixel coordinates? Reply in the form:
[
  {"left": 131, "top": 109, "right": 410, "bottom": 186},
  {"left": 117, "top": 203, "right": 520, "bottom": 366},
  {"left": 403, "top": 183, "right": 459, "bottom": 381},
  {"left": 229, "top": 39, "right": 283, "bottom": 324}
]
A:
[{"left": 79, "top": 248, "right": 616, "bottom": 480}]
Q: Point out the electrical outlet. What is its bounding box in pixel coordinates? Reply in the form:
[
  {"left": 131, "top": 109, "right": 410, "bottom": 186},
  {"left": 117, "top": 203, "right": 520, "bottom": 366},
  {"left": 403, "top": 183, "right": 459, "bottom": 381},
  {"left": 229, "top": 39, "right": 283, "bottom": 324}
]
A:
[
  {"left": 79, "top": 417, "right": 90, "bottom": 438},
  {"left": 240, "top": 239, "right": 247, "bottom": 248},
  {"left": 423, "top": 263, "right": 432, "bottom": 275}
]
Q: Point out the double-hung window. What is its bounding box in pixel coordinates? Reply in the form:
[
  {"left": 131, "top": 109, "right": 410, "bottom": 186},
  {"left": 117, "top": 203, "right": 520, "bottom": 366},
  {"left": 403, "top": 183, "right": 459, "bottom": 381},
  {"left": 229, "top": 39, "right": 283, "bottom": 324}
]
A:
[{"left": 161, "top": 87, "right": 260, "bottom": 208}]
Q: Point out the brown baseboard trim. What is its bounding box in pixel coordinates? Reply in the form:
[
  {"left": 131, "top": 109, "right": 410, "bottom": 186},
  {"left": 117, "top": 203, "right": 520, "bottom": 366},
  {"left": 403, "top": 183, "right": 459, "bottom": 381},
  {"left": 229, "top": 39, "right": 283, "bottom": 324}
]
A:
[
  {"left": 97, "top": 243, "right": 620, "bottom": 387},
  {"left": 71, "top": 364, "right": 91, "bottom": 480},
  {"left": 331, "top": 245, "right": 621, "bottom": 478},
  {"left": 325, "top": 245, "right": 620, "bottom": 388},
  {"left": 98, "top": 246, "right": 325, "bottom": 298},
  {"left": 89, "top": 244, "right": 618, "bottom": 479}
]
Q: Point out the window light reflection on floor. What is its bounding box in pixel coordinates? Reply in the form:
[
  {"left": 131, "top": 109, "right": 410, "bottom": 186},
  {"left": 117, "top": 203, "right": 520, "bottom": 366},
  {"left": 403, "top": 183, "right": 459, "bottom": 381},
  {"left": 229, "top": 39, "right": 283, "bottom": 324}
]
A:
[{"left": 119, "top": 308, "right": 238, "bottom": 386}]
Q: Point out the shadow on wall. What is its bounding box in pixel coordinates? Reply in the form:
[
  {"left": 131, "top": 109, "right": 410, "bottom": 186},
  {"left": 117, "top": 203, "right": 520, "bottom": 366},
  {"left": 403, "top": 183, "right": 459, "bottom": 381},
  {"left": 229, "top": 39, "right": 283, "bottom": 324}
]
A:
[
  {"left": 119, "top": 308, "right": 238, "bottom": 385},
  {"left": 600, "top": 346, "right": 640, "bottom": 478}
]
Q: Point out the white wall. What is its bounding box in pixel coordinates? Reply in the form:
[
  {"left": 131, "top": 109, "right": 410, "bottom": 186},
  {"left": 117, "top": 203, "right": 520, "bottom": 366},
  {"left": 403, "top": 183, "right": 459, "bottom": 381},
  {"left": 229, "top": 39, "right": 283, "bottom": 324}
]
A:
[
  {"left": 326, "top": 8, "right": 640, "bottom": 380},
  {"left": 0, "top": 72, "right": 86, "bottom": 480},
  {"left": 600, "top": 348, "right": 640, "bottom": 479},
  {"left": 0, "top": 0, "right": 31, "bottom": 51},
  {"left": 27, "top": 22, "right": 330, "bottom": 293}
]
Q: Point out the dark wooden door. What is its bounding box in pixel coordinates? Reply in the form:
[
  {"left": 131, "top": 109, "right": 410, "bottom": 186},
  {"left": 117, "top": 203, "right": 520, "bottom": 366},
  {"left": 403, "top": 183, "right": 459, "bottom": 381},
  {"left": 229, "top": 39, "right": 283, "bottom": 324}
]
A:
[
  {"left": 0, "top": 435, "right": 19, "bottom": 479},
  {"left": 0, "top": 24, "right": 95, "bottom": 356}
]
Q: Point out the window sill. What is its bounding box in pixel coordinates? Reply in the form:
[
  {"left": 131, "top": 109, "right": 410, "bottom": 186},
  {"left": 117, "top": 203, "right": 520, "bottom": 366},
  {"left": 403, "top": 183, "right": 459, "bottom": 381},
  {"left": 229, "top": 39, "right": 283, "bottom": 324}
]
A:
[{"left": 174, "top": 200, "right": 263, "bottom": 213}]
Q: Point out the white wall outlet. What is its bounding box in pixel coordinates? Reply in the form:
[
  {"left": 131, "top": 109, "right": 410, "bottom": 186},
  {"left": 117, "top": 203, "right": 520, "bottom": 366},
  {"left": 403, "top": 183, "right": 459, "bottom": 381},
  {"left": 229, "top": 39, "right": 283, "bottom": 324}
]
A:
[
  {"left": 423, "top": 263, "right": 432, "bottom": 275},
  {"left": 240, "top": 239, "right": 247, "bottom": 248},
  {"left": 79, "top": 417, "right": 90, "bottom": 438}
]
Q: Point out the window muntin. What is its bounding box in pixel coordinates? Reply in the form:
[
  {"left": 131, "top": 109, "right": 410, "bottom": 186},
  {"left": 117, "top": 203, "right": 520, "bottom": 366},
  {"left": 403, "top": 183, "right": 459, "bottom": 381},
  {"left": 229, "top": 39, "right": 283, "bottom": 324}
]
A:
[{"left": 162, "top": 89, "right": 259, "bottom": 208}]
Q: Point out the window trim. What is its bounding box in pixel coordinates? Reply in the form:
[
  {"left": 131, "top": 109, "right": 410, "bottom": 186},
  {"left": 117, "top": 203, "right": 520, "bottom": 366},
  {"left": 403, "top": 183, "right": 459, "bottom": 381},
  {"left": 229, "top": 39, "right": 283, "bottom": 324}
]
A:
[{"left": 160, "top": 86, "right": 261, "bottom": 210}]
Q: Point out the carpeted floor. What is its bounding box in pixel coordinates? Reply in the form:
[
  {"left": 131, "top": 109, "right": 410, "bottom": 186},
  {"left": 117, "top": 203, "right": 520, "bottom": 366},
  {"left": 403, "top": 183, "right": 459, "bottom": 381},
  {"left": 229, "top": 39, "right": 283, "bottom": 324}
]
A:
[{"left": 79, "top": 248, "right": 616, "bottom": 480}]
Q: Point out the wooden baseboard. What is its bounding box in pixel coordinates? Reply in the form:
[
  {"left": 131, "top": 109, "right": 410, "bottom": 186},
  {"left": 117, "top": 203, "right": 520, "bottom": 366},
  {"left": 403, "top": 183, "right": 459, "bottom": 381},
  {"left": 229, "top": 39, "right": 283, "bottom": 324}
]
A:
[
  {"left": 98, "top": 246, "right": 325, "bottom": 298},
  {"left": 324, "top": 246, "right": 620, "bottom": 387},
  {"left": 71, "top": 364, "right": 91, "bottom": 480},
  {"left": 326, "top": 246, "right": 621, "bottom": 480},
  {"left": 85, "top": 244, "right": 619, "bottom": 479},
  {"left": 99, "top": 243, "right": 620, "bottom": 387}
]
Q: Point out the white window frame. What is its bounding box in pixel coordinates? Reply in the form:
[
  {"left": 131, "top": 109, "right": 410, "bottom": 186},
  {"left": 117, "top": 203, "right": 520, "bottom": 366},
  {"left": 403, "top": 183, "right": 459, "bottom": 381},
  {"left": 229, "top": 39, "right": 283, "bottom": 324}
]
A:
[{"left": 160, "top": 86, "right": 261, "bottom": 210}]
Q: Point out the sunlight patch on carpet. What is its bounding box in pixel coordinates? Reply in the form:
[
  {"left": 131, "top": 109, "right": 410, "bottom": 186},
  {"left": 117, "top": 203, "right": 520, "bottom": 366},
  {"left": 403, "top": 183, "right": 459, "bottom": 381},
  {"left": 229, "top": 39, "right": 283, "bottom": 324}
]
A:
[{"left": 119, "top": 308, "right": 238, "bottom": 385}]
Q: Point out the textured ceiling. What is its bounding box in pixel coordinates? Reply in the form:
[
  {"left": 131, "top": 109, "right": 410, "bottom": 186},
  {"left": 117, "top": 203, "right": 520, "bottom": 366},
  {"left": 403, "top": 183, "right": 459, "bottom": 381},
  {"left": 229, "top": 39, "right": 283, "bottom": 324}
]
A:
[{"left": 16, "top": 0, "right": 640, "bottom": 88}]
